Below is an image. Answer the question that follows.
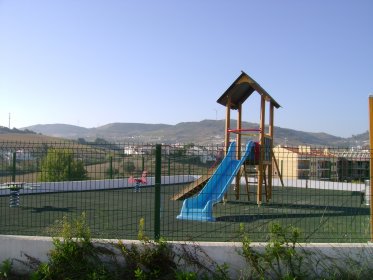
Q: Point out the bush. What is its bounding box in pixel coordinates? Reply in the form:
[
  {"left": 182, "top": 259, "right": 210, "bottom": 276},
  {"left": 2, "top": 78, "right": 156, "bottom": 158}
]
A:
[
  {"left": 240, "top": 222, "right": 308, "bottom": 279},
  {"left": 31, "top": 214, "right": 231, "bottom": 280},
  {"left": 39, "top": 148, "right": 87, "bottom": 182},
  {"left": 0, "top": 259, "right": 12, "bottom": 279},
  {"left": 32, "top": 213, "right": 113, "bottom": 280}
]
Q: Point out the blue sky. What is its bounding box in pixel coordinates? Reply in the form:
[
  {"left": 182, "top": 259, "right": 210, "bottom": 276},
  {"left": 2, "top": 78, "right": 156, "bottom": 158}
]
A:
[{"left": 0, "top": 0, "right": 372, "bottom": 138}]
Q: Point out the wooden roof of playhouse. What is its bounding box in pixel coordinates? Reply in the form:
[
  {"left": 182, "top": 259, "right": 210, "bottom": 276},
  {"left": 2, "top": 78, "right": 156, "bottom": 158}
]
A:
[{"left": 217, "top": 71, "right": 281, "bottom": 109}]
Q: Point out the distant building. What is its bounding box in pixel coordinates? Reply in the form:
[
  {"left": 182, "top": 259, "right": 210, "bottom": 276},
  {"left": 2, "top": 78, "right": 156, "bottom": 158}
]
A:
[
  {"left": 124, "top": 146, "right": 140, "bottom": 155},
  {"left": 185, "top": 146, "right": 215, "bottom": 164},
  {"left": 333, "top": 149, "right": 370, "bottom": 182},
  {"left": 124, "top": 145, "right": 152, "bottom": 155},
  {"left": 273, "top": 145, "right": 338, "bottom": 181},
  {"left": 4, "top": 150, "right": 35, "bottom": 162},
  {"left": 123, "top": 144, "right": 170, "bottom": 156}
]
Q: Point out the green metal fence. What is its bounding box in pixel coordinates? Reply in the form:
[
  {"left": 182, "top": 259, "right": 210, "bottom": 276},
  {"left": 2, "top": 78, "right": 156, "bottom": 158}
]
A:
[{"left": 0, "top": 140, "right": 370, "bottom": 242}]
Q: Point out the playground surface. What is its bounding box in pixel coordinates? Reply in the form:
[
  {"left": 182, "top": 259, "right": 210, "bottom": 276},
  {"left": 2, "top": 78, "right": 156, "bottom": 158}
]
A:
[{"left": 0, "top": 181, "right": 369, "bottom": 243}]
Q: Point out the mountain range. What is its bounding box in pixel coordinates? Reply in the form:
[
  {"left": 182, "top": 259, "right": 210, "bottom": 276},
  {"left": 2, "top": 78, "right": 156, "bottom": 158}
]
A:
[{"left": 22, "top": 120, "right": 369, "bottom": 147}]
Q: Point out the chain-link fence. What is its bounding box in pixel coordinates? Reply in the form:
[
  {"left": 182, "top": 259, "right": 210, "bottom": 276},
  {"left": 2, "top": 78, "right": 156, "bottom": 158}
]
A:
[{"left": 0, "top": 140, "right": 370, "bottom": 242}]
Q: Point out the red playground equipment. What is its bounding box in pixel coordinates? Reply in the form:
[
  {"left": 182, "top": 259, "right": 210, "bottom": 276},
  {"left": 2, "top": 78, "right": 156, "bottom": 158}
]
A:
[{"left": 128, "top": 171, "right": 148, "bottom": 192}]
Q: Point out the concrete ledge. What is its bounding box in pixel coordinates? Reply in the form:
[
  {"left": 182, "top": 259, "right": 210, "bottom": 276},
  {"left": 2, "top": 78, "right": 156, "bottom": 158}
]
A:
[{"left": 1, "top": 235, "right": 372, "bottom": 278}]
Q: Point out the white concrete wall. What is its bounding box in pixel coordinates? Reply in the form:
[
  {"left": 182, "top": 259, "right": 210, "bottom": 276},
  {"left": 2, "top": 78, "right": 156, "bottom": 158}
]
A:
[
  {"left": 0, "top": 175, "right": 196, "bottom": 196},
  {"left": 1, "top": 235, "right": 373, "bottom": 278},
  {"left": 0, "top": 235, "right": 53, "bottom": 274},
  {"left": 234, "top": 177, "right": 365, "bottom": 192}
]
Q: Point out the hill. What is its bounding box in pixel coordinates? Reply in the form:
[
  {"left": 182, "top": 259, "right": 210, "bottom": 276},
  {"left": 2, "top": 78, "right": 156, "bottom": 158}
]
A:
[
  {"left": 26, "top": 124, "right": 90, "bottom": 139},
  {"left": 0, "top": 125, "right": 79, "bottom": 146},
  {"left": 0, "top": 126, "right": 36, "bottom": 135},
  {"left": 24, "top": 120, "right": 368, "bottom": 147}
]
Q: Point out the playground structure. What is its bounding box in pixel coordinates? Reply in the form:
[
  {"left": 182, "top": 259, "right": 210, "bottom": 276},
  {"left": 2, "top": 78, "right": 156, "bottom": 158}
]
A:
[
  {"left": 217, "top": 71, "right": 282, "bottom": 205},
  {"left": 176, "top": 71, "right": 283, "bottom": 221}
]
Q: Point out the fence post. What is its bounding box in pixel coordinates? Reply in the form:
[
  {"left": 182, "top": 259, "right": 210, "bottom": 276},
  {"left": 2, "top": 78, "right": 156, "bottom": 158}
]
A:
[
  {"left": 154, "top": 144, "right": 161, "bottom": 240},
  {"left": 68, "top": 159, "right": 71, "bottom": 180},
  {"left": 109, "top": 156, "right": 113, "bottom": 179},
  {"left": 369, "top": 95, "right": 373, "bottom": 241},
  {"left": 168, "top": 157, "right": 170, "bottom": 177},
  {"left": 12, "top": 152, "right": 16, "bottom": 182}
]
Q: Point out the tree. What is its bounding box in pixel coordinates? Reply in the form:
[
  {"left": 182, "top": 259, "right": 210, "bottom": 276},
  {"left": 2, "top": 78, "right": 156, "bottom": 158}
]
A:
[
  {"left": 39, "top": 148, "right": 88, "bottom": 182},
  {"left": 77, "top": 138, "right": 87, "bottom": 144},
  {"left": 124, "top": 161, "right": 136, "bottom": 175}
]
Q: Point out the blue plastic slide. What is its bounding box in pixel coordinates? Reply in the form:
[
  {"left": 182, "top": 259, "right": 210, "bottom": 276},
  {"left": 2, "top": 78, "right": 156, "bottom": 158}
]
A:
[{"left": 177, "top": 141, "right": 255, "bottom": 221}]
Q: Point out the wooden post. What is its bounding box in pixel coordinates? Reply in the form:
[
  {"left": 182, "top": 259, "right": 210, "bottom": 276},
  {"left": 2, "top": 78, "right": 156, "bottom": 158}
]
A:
[
  {"left": 267, "top": 103, "right": 274, "bottom": 201},
  {"left": 236, "top": 103, "right": 242, "bottom": 159},
  {"left": 224, "top": 96, "right": 231, "bottom": 201},
  {"left": 272, "top": 150, "right": 285, "bottom": 187},
  {"left": 235, "top": 104, "right": 242, "bottom": 200},
  {"left": 257, "top": 96, "right": 266, "bottom": 205},
  {"left": 243, "top": 165, "right": 250, "bottom": 200},
  {"left": 369, "top": 95, "right": 373, "bottom": 241},
  {"left": 225, "top": 96, "right": 231, "bottom": 155}
]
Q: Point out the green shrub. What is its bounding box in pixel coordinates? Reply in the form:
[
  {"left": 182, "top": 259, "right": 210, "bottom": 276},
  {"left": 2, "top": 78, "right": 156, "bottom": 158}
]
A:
[
  {"left": 118, "top": 237, "right": 177, "bottom": 279},
  {"left": 0, "top": 259, "right": 12, "bottom": 279},
  {"left": 240, "top": 222, "right": 308, "bottom": 280},
  {"left": 32, "top": 213, "right": 113, "bottom": 280},
  {"left": 24, "top": 215, "right": 230, "bottom": 279}
]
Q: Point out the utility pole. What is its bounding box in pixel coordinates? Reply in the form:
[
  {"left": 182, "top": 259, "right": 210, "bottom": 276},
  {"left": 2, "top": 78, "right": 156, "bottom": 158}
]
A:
[{"left": 8, "top": 113, "right": 10, "bottom": 129}]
